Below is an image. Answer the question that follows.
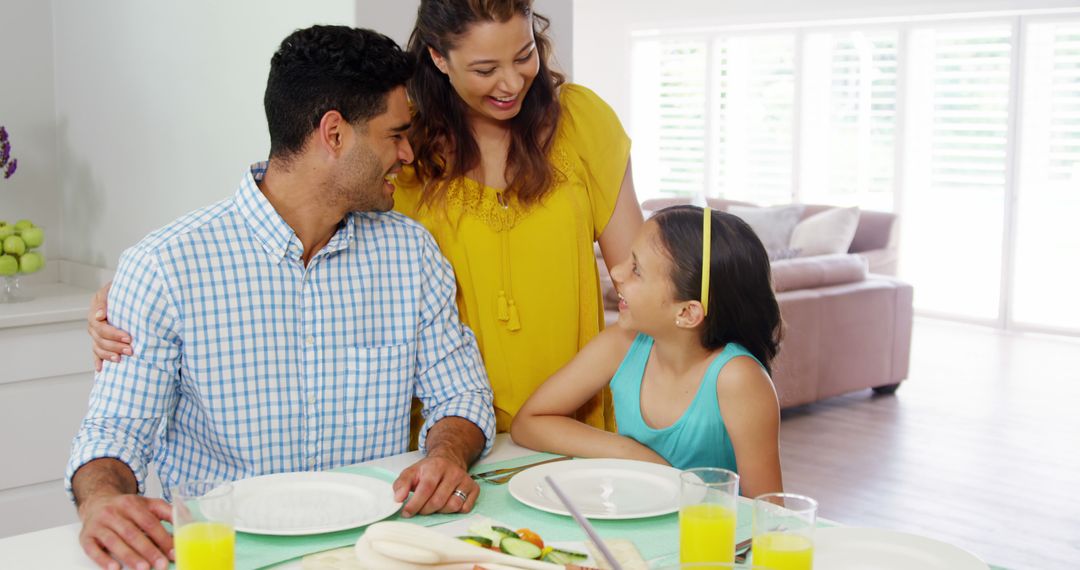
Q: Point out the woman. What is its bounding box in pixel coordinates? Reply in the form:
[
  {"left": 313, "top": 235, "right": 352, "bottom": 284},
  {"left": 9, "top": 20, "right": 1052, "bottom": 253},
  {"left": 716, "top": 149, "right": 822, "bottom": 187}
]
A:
[{"left": 88, "top": 0, "right": 642, "bottom": 434}]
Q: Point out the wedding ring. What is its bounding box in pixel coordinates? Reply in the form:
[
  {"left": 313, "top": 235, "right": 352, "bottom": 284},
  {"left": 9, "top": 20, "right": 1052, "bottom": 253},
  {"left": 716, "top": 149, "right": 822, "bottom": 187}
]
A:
[{"left": 452, "top": 489, "right": 468, "bottom": 502}]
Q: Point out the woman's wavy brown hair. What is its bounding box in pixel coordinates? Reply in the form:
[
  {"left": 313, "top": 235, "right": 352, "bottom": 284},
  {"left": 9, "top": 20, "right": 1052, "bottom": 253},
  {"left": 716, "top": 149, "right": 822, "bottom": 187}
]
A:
[{"left": 406, "top": 0, "right": 566, "bottom": 208}]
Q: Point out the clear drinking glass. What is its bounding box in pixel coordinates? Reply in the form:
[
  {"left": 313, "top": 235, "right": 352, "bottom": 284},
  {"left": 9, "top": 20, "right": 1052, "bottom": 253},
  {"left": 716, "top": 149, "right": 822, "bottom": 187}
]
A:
[
  {"left": 752, "top": 493, "right": 817, "bottom": 570},
  {"left": 172, "top": 481, "right": 235, "bottom": 570},
  {"left": 679, "top": 468, "right": 740, "bottom": 564}
]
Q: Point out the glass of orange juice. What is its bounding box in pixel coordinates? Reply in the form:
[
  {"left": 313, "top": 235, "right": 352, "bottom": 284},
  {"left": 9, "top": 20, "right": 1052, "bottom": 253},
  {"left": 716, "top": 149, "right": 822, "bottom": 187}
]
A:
[
  {"left": 679, "top": 468, "right": 739, "bottom": 564},
  {"left": 752, "top": 493, "right": 817, "bottom": 570},
  {"left": 172, "top": 481, "right": 235, "bottom": 570}
]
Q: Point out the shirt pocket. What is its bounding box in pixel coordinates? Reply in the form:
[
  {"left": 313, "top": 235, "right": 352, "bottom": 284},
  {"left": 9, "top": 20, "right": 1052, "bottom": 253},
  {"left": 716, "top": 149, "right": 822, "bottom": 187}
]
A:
[{"left": 342, "top": 343, "right": 413, "bottom": 427}]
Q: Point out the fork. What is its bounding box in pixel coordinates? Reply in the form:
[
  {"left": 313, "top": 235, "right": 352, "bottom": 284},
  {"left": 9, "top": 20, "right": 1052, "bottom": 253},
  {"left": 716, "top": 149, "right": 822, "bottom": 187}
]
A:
[
  {"left": 733, "top": 537, "right": 753, "bottom": 563},
  {"left": 474, "top": 469, "right": 533, "bottom": 485},
  {"left": 471, "top": 456, "right": 572, "bottom": 484},
  {"left": 477, "top": 470, "right": 518, "bottom": 483}
]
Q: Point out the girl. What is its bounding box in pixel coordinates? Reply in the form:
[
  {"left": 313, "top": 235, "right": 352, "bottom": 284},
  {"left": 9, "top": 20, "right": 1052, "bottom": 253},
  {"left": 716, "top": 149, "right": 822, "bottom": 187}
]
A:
[
  {"left": 511, "top": 206, "right": 784, "bottom": 498},
  {"left": 88, "top": 0, "right": 642, "bottom": 435}
]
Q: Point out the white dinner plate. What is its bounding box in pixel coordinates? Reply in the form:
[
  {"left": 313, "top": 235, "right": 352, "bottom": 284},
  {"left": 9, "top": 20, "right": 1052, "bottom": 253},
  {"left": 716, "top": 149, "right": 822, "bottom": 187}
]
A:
[
  {"left": 210, "top": 471, "right": 401, "bottom": 536},
  {"left": 813, "top": 527, "right": 989, "bottom": 570},
  {"left": 508, "top": 458, "right": 682, "bottom": 520}
]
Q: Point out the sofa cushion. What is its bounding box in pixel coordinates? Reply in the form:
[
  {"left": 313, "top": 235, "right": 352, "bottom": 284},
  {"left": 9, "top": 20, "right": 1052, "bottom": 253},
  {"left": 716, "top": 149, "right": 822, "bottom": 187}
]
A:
[
  {"left": 771, "top": 253, "right": 868, "bottom": 292},
  {"left": 789, "top": 206, "right": 860, "bottom": 256},
  {"left": 727, "top": 204, "right": 805, "bottom": 251}
]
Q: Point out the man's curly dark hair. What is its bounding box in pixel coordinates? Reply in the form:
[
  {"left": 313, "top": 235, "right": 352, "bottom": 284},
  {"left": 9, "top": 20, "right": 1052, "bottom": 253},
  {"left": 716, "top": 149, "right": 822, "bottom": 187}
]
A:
[{"left": 264, "top": 25, "right": 415, "bottom": 161}]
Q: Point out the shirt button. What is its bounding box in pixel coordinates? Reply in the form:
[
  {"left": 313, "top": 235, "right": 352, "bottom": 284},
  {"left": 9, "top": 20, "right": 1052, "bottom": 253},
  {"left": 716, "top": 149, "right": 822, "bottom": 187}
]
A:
[{"left": 305, "top": 336, "right": 315, "bottom": 346}]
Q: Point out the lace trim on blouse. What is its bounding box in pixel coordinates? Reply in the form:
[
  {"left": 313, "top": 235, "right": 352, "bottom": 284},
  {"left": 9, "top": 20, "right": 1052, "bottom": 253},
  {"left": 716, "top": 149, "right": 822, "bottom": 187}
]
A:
[{"left": 442, "top": 141, "right": 572, "bottom": 232}]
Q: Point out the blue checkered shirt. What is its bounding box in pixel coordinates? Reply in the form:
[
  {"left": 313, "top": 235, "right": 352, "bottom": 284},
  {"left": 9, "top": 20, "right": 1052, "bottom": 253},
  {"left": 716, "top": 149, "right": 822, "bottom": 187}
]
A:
[{"left": 66, "top": 162, "right": 495, "bottom": 499}]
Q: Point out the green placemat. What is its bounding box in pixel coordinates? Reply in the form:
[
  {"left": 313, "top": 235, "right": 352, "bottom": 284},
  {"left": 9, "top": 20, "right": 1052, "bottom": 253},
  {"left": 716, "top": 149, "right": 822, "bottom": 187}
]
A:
[
  {"left": 179, "top": 454, "right": 1016, "bottom": 569},
  {"left": 463, "top": 478, "right": 753, "bottom": 562},
  {"left": 231, "top": 466, "right": 409, "bottom": 569},
  {"left": 234, "top": 453, "right": 562, "bottom": 569}
]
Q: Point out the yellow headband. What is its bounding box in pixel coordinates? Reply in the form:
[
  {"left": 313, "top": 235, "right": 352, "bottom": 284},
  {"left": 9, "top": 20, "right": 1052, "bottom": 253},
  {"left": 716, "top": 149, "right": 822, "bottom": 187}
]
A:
[{"left": 701, "top": 207, "right": 712, "bottom": 317}]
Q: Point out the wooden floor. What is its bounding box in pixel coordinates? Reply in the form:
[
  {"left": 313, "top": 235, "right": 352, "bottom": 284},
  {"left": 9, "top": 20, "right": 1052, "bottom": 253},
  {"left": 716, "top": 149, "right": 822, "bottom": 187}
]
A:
[{"left": 778, "top": 318, "right": 1080, "bottom": 570}]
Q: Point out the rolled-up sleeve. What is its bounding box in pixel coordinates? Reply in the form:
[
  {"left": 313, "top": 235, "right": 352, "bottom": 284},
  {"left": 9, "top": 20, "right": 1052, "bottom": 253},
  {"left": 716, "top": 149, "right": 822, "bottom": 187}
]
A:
[
  {"left": 412, "top": 234, "right": 496, "bottom": 456},
  {"left": 65, "top": 245, "right": 183, "bottom": 499}
]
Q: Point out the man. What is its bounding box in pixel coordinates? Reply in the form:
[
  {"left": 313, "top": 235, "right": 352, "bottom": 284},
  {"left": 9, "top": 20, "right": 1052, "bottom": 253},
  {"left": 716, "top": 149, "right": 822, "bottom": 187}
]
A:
[{"left": 66, "top": 25, "right": 495, "bottom": 570}]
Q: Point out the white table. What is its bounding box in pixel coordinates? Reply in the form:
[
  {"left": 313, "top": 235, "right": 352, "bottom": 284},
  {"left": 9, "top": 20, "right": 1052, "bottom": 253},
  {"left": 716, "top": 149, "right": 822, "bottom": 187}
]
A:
[{"left": 0, "top": 434, "right": 535, "bottom": 569}]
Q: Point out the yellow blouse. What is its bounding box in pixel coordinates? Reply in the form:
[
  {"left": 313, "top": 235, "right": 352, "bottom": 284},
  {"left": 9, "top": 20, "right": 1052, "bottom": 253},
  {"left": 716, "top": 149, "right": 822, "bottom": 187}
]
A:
[{"left": 394, "top": 84, "right": 631, "bottom": 432}]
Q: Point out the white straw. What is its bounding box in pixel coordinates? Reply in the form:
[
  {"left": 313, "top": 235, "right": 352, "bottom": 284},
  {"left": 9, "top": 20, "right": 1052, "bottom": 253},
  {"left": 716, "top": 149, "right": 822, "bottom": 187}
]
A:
[{"left": 543, "top": 475, "right": 624, "bottom": 570}]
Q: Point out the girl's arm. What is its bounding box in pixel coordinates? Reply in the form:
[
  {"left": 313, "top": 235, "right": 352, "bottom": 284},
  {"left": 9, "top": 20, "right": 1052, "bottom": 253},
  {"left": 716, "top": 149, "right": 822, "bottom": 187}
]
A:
[
  {"left": 716, "top": 357, "right": 784, "bottom": 498},
  {"left": 511, "top": 327, "right": 669, "bottom": 464}
]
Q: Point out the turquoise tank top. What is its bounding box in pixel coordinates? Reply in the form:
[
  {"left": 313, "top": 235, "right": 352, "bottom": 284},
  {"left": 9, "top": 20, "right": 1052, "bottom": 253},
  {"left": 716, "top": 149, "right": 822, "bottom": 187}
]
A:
[{"left": 610, "top": 334, "right": 762, "bottom": 471}]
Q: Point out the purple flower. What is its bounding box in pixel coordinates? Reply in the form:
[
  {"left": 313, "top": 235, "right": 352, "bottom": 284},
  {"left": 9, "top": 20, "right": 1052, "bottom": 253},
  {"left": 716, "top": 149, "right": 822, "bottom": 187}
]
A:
[{"left": 0, "top": 125, "right": 15, "bottom": 181}]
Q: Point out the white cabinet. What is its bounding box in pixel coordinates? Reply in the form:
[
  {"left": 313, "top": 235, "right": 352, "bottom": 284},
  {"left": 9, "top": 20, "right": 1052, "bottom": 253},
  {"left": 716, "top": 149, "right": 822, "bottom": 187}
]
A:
[{"left": 0, "top": 283, "right": 95, "bottom": 538}]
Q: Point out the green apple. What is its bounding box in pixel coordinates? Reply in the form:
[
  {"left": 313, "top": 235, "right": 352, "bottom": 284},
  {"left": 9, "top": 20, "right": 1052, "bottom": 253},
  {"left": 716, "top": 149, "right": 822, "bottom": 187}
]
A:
[
  {"left": 3, "top": 235, "right": 25, "bottom": 256},
  {"left": 0, "top": 255, "right": 16, "bottom": 276},
  {"left": 20, "top": 226, "right": 43, "bottom": 248},
  {"left": 0, "top": 225, "right": 14, "bottom": 240},
  {"left": 19, "top": 252, "right": 43, "bottom": 274},
  {"left": 13, "top": 219, "right": 34, "bottom": 232}
]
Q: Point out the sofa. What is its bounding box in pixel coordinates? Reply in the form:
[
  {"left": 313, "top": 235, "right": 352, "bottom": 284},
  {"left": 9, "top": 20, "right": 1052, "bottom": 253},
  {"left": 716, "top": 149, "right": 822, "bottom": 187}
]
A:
[{"left": 597, "top": 198, "right": 914, "bottom": 409}]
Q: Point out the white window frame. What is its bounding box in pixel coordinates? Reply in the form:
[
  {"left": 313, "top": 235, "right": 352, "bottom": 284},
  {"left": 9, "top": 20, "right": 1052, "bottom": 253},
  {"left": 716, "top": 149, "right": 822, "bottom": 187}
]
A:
[{"left": 629, "top": 8, "right": 1080, "bottom": 337}]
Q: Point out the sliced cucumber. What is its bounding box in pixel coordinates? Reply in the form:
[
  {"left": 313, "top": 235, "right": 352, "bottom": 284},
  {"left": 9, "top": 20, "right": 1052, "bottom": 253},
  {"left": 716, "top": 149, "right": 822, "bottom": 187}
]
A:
[
  {"left": 467, "top": 524, "right": 504, "bottom": 547},
  {"left": 491, "top": 526, "right": 519, "bottom": 539},
  {"left": 457, "top": 535, "right": 493, "bottom": 548},
  {"left": 542, "top": 548, "right": 589, "bottom": 565},
  {"left": 543, "top": 551, "right": 571, "bottom": 565},
  {"left": 499, "top": 536, "right": 543, "bottom": 559},
  {"left": 549, "top": 547, "right": 588, "bottom": 561}
]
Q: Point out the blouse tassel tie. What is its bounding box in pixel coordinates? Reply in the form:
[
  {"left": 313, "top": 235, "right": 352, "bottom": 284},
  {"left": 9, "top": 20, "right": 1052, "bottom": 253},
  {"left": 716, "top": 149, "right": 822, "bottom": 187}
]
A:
[{"left": 497, "top": 225, "right": 521, "bottom": 332}]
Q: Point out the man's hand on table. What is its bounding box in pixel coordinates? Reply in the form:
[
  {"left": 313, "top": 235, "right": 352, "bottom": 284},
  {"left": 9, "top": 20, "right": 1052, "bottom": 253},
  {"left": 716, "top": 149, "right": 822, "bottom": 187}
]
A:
[
  {"left": 393, "top": 416, "right": 487, "bottom": 517},
  {"left": 72, "top": 458, "right": 173, "bottom": 570},
  {"left": 77, "top": 493, "right": 173, "bottom": 570},
  {"left": 393, "top": 453, "right": 479, "bottom": 516}
]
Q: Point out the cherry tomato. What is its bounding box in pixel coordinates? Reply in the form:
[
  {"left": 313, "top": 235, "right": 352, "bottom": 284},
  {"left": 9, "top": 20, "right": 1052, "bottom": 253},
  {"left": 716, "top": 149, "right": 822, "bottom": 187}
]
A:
[{"left": 516, "top": 528, "right": 544, "bottom": 549}]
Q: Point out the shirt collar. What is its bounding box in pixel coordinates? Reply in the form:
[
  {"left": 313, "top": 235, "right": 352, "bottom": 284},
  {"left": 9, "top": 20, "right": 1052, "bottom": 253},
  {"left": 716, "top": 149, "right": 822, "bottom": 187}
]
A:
[{"left": 235, "top": 161, "right": 356, "bottom": 262}]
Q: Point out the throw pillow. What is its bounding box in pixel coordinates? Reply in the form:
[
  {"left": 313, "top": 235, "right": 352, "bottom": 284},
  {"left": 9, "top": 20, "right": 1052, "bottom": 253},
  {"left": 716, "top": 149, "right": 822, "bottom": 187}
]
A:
[
  {"left": 727, "top": 204, "right": 806, "bottom": 252},
  {"left": 789, "top": 206, "right": 861, "bottom": 256}
]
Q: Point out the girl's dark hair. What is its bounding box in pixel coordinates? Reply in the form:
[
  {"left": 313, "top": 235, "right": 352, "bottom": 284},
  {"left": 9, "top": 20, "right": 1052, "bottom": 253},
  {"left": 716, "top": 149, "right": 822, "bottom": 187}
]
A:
[
  {"left": 652, "top": 205, "right": 783, "bottom": 374},
  {"left": 265, "top": 26, "right": 415, "bottom": 162},
  {"left": 406, "top": 0, "right": 566, "bottom": 208}
]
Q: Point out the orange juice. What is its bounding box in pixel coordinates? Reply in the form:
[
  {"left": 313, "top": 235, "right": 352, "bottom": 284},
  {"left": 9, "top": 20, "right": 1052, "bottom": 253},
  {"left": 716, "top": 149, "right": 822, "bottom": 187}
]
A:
[
  {"left": 175, "top": 521, "right": 235, "bottom": 570},
  {"left": 753, "top": 532, "right": 813, "bottom": 570},
  {"left": 679, "top": 503, "right": 737, "bottom": 563}
]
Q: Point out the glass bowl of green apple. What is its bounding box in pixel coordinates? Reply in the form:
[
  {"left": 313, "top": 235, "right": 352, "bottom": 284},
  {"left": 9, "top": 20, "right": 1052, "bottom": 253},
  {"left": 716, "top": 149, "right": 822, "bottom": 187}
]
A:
[{"left": 0, "top": 219, "right": 44, "bottom": 302}]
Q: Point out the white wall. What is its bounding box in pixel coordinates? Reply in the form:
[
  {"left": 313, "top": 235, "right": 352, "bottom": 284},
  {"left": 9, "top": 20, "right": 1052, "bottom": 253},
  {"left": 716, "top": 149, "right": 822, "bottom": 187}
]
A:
[
  {"left": 357, "top": 0, "right": 573, "bottom": 77},
  {"left": 537, "top": 0, "right": 574, "bottom": 78},
  {"left": 357, "top": 0, "right": 419, "bottom": 46},
  {"left": 574, "top": 0, "right": 1080, "bottom": 128},
  {"left": 0, "top": 0, "right": 59, "bottom": 261},
  {"left": 53, "top": 0, "right": 356, "bottom": 269}
]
